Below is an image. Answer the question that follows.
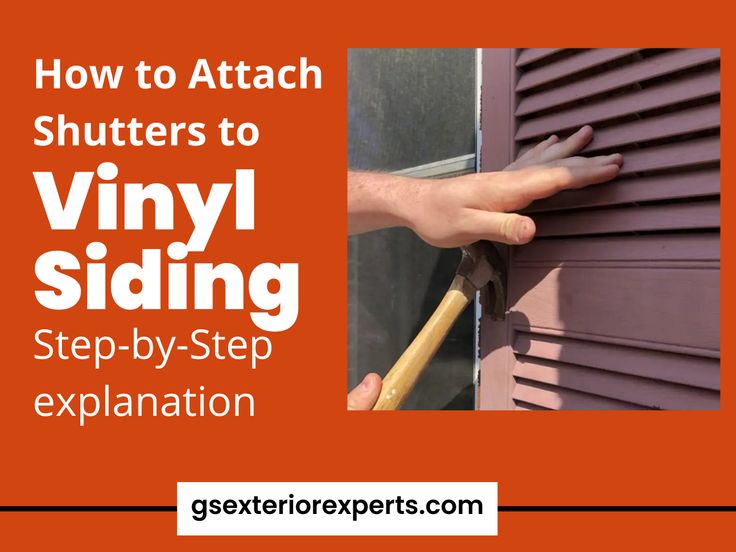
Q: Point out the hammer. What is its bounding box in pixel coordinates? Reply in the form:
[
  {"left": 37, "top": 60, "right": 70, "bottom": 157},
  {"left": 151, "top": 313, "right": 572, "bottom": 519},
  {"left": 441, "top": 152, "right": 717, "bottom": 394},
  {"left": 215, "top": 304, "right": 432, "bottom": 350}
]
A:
[{"left": 372, "top": 240, "right": 507, "bottom": 410}]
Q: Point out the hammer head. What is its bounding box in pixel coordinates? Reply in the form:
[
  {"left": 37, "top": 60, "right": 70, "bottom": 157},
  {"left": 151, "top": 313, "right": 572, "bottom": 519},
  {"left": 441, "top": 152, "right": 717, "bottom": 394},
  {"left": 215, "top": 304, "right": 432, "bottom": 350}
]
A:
[{"left": 456, "top": 241, "right": 507, "bottom": 321}]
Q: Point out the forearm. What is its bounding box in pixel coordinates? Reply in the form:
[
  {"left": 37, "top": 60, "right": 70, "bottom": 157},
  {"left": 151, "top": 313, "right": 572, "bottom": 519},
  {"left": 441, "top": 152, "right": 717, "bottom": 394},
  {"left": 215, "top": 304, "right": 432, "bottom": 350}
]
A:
[
  {"left": 347, "top": 127, "right": 622, "bottom": 248},
  {"left": 347, "top": 171, "right": 420, "bottom": 235}
]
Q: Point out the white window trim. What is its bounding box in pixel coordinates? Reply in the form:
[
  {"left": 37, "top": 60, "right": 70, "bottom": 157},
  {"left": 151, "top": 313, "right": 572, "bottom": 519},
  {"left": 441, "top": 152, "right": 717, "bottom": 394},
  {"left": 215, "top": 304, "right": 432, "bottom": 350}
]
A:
[{"left": 391, "top": 153, "right": 476, "bottom": 178}]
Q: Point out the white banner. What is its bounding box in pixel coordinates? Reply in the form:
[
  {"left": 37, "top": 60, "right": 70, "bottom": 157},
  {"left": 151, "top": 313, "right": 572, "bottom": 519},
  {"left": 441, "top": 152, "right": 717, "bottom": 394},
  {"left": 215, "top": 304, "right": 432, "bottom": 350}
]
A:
[{"left": 177, "top": 481, "right": 498, "bottom": 536}]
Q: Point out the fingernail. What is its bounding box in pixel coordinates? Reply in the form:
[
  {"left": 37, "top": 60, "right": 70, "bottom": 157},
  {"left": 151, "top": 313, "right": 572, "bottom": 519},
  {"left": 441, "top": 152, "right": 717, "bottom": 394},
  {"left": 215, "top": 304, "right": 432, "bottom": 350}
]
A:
[
  {"left": 359, "top": 377, "right": 371, "bottom": 391},
  {"left": 518, "top": 219, "right": 535, "bottom": 242}
]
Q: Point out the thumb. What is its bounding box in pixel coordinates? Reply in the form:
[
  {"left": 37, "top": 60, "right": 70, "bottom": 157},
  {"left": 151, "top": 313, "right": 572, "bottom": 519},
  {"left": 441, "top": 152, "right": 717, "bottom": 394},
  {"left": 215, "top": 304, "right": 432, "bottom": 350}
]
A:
[
  {"left": 347, "top": 373, "right": 382, "bottom": 410},
  {"left": 472, "top": 212, "right": 536, "bottom": 245}
]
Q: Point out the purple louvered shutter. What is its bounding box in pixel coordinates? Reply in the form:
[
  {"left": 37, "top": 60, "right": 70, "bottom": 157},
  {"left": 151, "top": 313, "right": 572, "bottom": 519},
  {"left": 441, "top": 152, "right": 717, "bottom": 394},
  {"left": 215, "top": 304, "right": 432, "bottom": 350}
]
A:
[{"left": 479, "top": 48, "right": 720, "bottom": 410}]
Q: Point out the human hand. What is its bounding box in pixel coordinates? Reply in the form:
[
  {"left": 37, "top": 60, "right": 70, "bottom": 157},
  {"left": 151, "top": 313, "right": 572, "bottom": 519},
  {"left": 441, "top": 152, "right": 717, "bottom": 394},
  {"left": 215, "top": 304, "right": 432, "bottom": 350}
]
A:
[
  {"left": 504, "top": 125, "right": 597, "bottom": 171},
  {"left": 402, "top": 126, "right": 622, "bottom": 247},
  {"left": 347, "top": 373, "right": 382, "bottom": 410}
]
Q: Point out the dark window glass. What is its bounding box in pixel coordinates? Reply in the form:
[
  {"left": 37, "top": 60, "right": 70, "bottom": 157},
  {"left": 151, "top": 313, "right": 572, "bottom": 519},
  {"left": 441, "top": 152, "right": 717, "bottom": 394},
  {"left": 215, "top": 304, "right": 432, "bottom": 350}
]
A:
[
  {"left": 348, "top": 48, "right": 477, "bottom": 410},
  {"left": 348, "top": 48, "right": 476, "bottom": 171}
]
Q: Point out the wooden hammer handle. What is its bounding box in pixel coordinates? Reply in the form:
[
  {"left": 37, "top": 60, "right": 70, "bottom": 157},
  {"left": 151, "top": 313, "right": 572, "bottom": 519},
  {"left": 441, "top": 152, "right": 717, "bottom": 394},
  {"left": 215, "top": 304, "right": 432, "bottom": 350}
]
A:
[{"left": 372, "top": 274, "right": 477, "bottom": 410}]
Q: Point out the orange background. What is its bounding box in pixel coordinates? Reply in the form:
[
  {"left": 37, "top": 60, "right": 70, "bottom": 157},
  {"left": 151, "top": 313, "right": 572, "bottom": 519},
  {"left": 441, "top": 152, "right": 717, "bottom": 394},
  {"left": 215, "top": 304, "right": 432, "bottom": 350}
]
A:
[{"left": 0, "top": 1, "right": 731, "bottom": 548}]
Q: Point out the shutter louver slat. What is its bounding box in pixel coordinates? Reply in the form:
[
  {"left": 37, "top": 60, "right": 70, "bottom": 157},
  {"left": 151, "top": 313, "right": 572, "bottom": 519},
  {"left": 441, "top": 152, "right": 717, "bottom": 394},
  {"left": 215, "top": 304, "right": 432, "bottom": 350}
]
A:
[
  {"left": 525, "top": 170, "right": 720, "bottom": 212},
  {"left": 616, "top": 137, "right": 719, "bottom": 175},
  {"left": 515, "top": 48, "right": 642, "bottom": 92},
  {"left": 515, "top": 69, "right": 720, "bottom": 140},
  {"left": 514, "top": 401, "right": 551, "bottom": 411},
  {"left": 514, "top": 333, "right": 720, "bottom": 390},
  {"left": 519, "top": 103, "right": 720, "bottom": 156},
  {"left": 516, "top": 48, "right": 720, "bottom": 116},
  {"left": 513, "top": 380, "right": 648, "bottom": 410},
  {"left": 514, "top": 234, "right": 719, "bottom": 263},
  {"left": 515, "top": 48, "right": 565, "bottom": 67},
  {"left": 514, "top": 357, "right": 719, "bottom": 410},
  {"left": 533, "top": 201, "right": 719, "bottom": 241},
  {"left": 584, "top": 103, "right": 720, "bottom": 153}
]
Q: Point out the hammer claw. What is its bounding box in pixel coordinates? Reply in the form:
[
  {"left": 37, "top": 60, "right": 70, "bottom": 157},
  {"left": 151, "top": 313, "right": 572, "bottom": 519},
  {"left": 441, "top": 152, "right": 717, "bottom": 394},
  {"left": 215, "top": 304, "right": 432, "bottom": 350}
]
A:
[
  {"left": 459, "top": 241, "right": 507, "bottom": 321},
  {"left": 372, "top": 240, "right": 507, "bottom": 410}
]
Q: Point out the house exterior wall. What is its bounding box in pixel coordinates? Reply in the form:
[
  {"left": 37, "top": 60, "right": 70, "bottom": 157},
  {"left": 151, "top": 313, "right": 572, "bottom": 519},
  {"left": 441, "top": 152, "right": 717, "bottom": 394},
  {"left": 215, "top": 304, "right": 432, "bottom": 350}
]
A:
[{"left": 478, "top": 48, "right": 720, "bottom": 410}]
